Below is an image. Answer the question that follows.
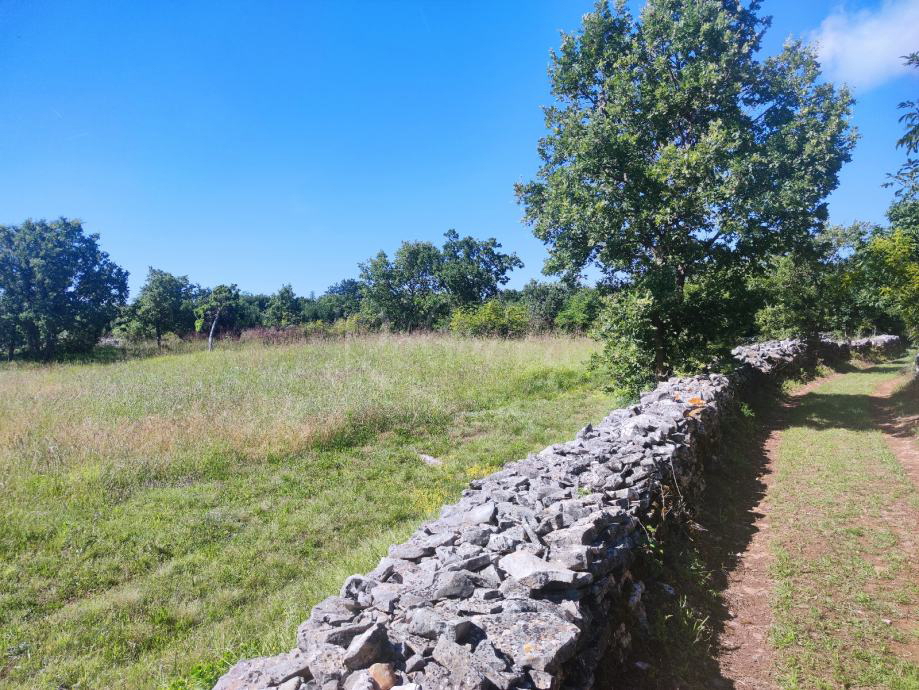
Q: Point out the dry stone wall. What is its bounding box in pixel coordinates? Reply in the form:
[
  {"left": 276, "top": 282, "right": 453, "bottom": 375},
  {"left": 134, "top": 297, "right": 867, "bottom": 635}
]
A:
[{"left": 214, "top": 336, "right": 904, "bottom": 690}]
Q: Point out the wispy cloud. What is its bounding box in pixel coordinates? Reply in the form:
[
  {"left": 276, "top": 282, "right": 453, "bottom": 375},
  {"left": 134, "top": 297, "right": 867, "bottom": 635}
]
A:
[{"left": 810, "top": 0, "right": 919, "bottom": 90}]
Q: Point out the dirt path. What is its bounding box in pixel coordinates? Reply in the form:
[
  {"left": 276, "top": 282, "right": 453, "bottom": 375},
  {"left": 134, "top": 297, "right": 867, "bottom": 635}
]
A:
[
  {"left": 713, "top": 374, "right": 843, "bottom": 689},
  {"left": 598, "top": 360, "right": 918, "bottom": 688},
  {"left": 716, "top": 362, "right": 919, "bottom": 688},
  {"left": 872, "top": 371, "right": 919, "bottom": 490}
]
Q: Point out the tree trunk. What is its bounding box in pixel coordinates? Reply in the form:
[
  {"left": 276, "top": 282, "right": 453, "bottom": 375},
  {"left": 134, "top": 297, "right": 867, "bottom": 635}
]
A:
[
  {"left": 24, "top": 322, "right": 39, "bottom": 358},
  {"left": 7, "top": 341, "right": 13, "bottom": 362},
  {"left": 43, "top": 335, "right": 55, "bottom": 362},
  {"left": 156, "top": 325, "right": 162, "bottom": 350},
  {"left": 208, "top": 308, "right": 221, "bottom": 352}
]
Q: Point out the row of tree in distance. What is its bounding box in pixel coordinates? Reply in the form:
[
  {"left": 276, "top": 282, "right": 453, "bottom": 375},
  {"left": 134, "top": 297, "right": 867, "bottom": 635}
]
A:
[
  {"left": 0, "top": 221, "right": 604, "bottom": 360},
  {"left": 114, "top": 228, "right": 604, "bottom": 349}
]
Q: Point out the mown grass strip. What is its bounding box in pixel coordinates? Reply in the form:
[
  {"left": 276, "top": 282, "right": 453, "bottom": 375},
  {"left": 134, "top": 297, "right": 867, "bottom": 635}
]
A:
[{"left": 770, "top": 355, "right": 919, "bottom": 690}]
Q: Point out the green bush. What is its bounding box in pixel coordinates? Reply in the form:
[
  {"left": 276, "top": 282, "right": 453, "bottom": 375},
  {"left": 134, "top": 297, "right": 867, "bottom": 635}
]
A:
[
  {"left": 449, "top": 300, "right": 529, "bottom": 338},
  {"left": 329, "top": 313, "right": 376, "bottom": 337},
  {"left": 555, "top": 288, "right": 602, "bottom": 333},
  {"left": 302, "top": 320, "right": 331, "bottom": 338}
]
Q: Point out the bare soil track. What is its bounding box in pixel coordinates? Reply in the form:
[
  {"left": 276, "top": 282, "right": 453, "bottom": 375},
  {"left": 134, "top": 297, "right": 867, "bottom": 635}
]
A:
[{"left": 602, "top": 360, "right": 918, "bottom": 689}]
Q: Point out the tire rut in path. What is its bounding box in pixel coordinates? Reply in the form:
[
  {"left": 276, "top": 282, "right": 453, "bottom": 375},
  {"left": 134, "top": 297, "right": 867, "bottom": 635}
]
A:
[{"left": 872, "top": 371, "right": 919, "bottom": 491}]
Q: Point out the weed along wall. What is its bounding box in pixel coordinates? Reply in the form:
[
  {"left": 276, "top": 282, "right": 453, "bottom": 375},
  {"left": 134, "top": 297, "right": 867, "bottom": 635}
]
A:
[{"left": 214, "top": 335, "right": 904, "bottom": 690}]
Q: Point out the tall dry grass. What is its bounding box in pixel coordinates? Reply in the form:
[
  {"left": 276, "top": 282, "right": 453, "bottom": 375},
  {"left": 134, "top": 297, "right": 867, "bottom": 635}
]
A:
[{"left": 0, "top": 335, "right": 617, "bottom": 689}]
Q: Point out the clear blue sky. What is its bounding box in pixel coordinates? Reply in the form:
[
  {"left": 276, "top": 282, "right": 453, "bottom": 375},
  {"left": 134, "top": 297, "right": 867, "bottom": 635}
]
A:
[{"left": 2, "top": 0, "right": 917, "bottom": 296}]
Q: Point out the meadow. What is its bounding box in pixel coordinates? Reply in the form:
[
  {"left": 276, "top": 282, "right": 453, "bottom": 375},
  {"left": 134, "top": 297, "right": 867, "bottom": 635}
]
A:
[{"left": 0, "top": 335, "right": 618, "bottom": 689}]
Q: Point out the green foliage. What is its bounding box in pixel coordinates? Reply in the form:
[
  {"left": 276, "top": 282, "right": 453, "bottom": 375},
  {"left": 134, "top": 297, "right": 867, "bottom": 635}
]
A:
[
  {"left": 449, "top": 299, "right": 529, "bottom": 338},
  {"left": 862, "top": 228, "right": 919, "bottom": 340},
  {"left": 0, "top": 218, "right": 128, "bottom": 359},
  {"left": 518, "top": 280, "right": 574, "bottom": 331},
  {"left": 263, "top": 284, "right": 302, "bottom": 329},
  {"left": 591, "top": 289, "right": 659, "bottom": 395},
  {"left": 517, "top": 0, "right": 855, "bottom": 380},
  {"left": 749, "top": 226, "right": 877, "bottom": 340},
  {"left": 753, "top": 254, "right": 828, "bottom": 340},
  {"left": 554, "top": 288, "right": 602, "bottom": 333},
  {"left": 359, "top": 231, "right": 521, "bottom": 331},
  {"left": 194, "top": 284, "right": 241, "bottom": 346},
  {"left": 885, "top": 52, "right": 919, "bottom": 214},
  {"left": 438, "top": 229, "right": 523, "bottom": 306},
  {"left": 320, "top": 279, "right": 364, "bottom": 320},
  {"left": 120, "top": 268, "right": 198, "bottom": 347},
  {"left": 360, "top": 242, "right": 449, "bottom": 331}
]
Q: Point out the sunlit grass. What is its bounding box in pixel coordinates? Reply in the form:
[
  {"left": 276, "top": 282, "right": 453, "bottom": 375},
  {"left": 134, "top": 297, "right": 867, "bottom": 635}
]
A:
[
  {"left": 769, "top": 354, "right": 919, "bottom": 690},
  {"left": 0, "top": 335, "right": 618, "bottom": 689}
]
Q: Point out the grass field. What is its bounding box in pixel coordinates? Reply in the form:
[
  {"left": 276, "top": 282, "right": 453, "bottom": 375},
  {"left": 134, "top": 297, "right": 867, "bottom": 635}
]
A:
[
  {"left": 0, "top": 335, "right": 618, "bottom": 689},
  {"left": 770, "top": 356, "right": 919, "bottom": 689}
]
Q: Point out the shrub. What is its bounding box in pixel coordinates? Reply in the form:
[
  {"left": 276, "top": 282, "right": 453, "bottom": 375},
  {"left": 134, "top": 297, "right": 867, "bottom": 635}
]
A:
[
  {"left": 329, "top": 313, "right": 376, "bottom": 337},
  {"left": 555, "top": 288, "right": 602, "bottom": 333},
  {"left": 449, "top": 300, "right": 529, "bottom": 338},
  {"left": 302, "top": 320, "right": 331, "bottom": 339}
]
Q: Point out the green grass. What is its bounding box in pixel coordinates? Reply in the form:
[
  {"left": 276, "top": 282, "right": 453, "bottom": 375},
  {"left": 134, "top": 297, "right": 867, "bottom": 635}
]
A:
[
  {"left": 0, "top": 335, "right": 619, "bottom": 689},
  {"left": 769, "top": 354, "right": 919, "bottom": 690}
]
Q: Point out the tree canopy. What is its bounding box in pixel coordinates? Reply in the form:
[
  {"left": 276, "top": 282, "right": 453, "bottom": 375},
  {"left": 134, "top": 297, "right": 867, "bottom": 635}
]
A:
[
  {"left": 359, "top": 231, "right": 521, "bottom": 331},
  {"left": 0, "top": 218, "right": 128, "bottom": 359},
  {"left": 128, "top": 268, "right": 198, "bottom": 347},
  {"left": 517, "top": 0, "right": 855, "bottom": 383}
]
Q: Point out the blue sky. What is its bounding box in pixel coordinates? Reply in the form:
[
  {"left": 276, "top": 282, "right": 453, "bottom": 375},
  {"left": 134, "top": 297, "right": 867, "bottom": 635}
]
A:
[{"left": 1, "top": 1, "right": 917, "bottom": 296}]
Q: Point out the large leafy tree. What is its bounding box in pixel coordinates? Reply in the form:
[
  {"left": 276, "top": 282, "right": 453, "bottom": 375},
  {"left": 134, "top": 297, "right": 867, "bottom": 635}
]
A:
[
  {"left": 0, "top": 218, "right": 128, "bottom": 359},
  {"left": 263, "top": 284, "right": 303, "bottom": 328},
  {"left": 874, "top": 52, "right": 919, "bottom": 339},
  {"left": 133, "top": 268, "right": 197, "bottom": 347},
  {"left": 359, "top": 231, "right": 522, "bottom": 331},
  {"left": 861, "top": 229, "right": 919, "bottom": 340},
  {"left": 438, "top": 230, "right": 522, "bottom": 306},
  {"left": 360, "top": 242, "right": 447, "bottom": 331},
  {"left": 320, "top": 279, "right": 364, "bottom": 320},
  {"left": 886, "top": 52, "right": 919, "bottom": 236},
  {"left": 517, "top": 0, "right": 855, "bottom": 386}
]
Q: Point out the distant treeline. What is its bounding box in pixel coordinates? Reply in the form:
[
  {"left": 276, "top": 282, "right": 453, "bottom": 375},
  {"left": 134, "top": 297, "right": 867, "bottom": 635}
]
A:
[
  {"left": 0, "top": 222, "right": 605, "bottom": 360},
  {"left": 0, "top": 213, "right": 915, "bottom": 365}
]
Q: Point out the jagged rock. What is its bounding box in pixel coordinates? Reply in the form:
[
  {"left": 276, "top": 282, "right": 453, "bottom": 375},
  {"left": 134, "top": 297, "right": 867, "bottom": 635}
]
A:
[
  {"left": 473, "top": 612, "right": 580, "bottom": 673},
  {"left": 497, "top": 551, "right": 592, "bottom": 591},
  {"left": 464, "top": 501, "right": 497, "bottom": 526},
  {"left": 342, "top": 670, "right": 376, "bottom": 690},
  {"left": 343, "top": 624, "right": 393, "bottom": 670},
  {"left": 367, "top": 662, "right": 399, "bottom": 690},
  {"left": 434, "top": 570, "right": 476, "bottom": 599},
  {"left": 405, "top": 607, "right": 471, "bottom": 641},
  {"left": 213, "top": 650, "right": 311, "bottom": 690}
]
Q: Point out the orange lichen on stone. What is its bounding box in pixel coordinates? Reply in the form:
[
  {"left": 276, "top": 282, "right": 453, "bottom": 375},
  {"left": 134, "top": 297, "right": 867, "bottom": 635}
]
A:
[{"left": 688, "top": 396, "right": 704, "bottom": 406}]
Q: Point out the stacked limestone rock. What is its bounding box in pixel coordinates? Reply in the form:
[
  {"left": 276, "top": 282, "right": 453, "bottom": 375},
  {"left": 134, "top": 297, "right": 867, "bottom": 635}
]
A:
[
  {"left": 214, "top": 336, "right": 901, "bottom": 690},
  {"left": 730, "top": 339, "right": 809, "bottom": 375},
  {"left": 849, "top": 334, "right": 904, "bottom": 357}
]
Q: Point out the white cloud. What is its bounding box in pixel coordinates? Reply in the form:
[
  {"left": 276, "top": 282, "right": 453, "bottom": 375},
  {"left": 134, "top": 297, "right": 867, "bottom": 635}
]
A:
[{"left": 810, "top": 0, "right": 919, "bottom": 90}]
